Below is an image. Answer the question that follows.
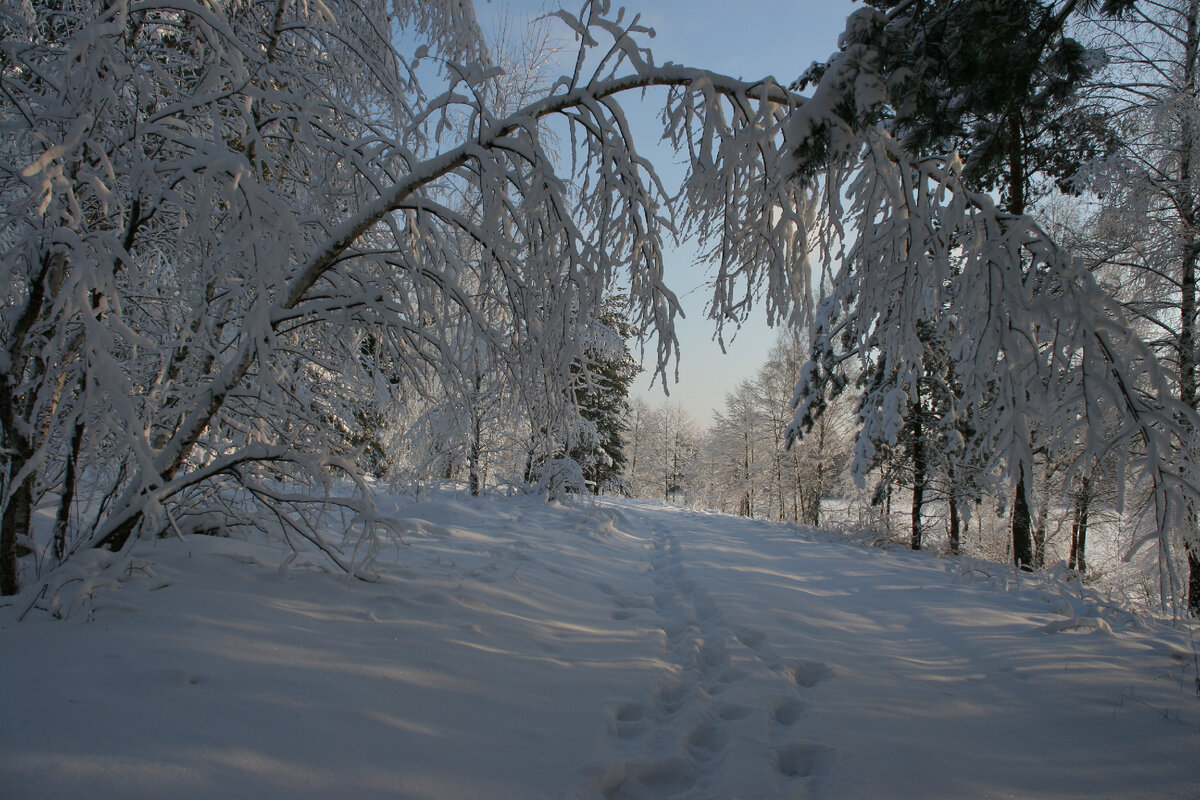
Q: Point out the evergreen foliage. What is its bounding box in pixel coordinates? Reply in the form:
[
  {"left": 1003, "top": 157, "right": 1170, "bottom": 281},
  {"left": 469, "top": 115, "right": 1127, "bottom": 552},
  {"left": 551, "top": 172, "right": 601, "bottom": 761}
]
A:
[
  {"left": 790, "top": 0, "right": 1126, "bottom": 565},
  {"left": 571, "top": 295, "right": 641, "bottom": 494}
]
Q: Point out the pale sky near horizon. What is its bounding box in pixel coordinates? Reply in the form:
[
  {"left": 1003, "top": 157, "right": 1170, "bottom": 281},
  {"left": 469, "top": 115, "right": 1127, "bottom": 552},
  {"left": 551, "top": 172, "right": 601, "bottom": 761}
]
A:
[{"left": 476, "top": 0, "right": 859, "bottom": 423}]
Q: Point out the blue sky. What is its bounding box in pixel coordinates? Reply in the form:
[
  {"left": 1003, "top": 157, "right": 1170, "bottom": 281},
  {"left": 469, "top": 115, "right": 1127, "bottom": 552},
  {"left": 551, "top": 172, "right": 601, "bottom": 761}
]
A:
[{"left": 476, "top": 0, "right": 859, "bottom": 422}]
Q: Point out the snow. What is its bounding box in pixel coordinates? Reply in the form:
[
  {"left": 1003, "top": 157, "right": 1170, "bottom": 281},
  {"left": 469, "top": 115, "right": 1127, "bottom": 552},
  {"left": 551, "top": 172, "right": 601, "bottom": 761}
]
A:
[{"left": 3, "top": 491, "right": 1198, "bottom": 799}]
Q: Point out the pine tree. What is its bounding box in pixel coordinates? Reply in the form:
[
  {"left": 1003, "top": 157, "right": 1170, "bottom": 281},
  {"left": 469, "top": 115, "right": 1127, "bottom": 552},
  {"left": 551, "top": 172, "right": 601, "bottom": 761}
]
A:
[
  {"left": 794, "top": 0, "right": 1120, "bottom": 568},
  {"left": 879, "top": 0, "right": 1117, "bottom": 568},
  {"left": 571, "top": 295, "right": 641, "bottom": 494}
]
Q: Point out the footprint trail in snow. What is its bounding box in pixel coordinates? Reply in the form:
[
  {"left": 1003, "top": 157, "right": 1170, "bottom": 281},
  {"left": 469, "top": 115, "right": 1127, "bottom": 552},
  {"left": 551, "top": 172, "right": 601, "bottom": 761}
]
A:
[{"left": 592, "top": 517, "right": 835, "bottom": 799}]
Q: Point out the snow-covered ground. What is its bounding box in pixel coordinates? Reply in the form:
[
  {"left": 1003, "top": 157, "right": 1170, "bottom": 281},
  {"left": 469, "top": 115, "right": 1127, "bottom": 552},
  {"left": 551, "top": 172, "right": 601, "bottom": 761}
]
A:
[{"left": 2, "top": 491, "right": 1198, "bottom": 799}]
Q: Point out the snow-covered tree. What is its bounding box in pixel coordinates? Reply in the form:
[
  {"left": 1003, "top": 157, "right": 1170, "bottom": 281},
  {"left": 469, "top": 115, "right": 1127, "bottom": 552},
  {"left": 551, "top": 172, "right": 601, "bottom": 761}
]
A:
[
  {"left": 4, "top": 0, "right": 1196, "bottom": 611},
  {"left": 0, "top": 0, "right": 810, "bottom": 594},
  {"left": 786, "top": 3, "right": 1197, "bottom": 590},
  {"left": 701, "top": 331, "right": 850, "bottom": 523},
  {"left": 710, "top": 381, "right": 764, "bottom": 517},
  {"left": 796, "top": 0, "right": 1118, "bottom": 566},
  {"left": 1078, "top": 0, "right": 1200, "bottom": 610},
  {"left": 646, "top": 402, "right": 698, "bottom": 504},
  {"left": 571, "top": 294, "right": 641, "bottom": 494},
  {"left": 622, "top": 396, "right": 655, "bottom": 497}
]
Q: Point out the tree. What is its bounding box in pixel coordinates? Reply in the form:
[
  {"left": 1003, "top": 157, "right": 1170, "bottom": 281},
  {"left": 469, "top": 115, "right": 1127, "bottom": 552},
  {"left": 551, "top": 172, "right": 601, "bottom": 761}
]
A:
[
  {"left": 1079, "top": 0, "right": 1200, "bottom": 610},
  {"left": 816, "top": 0, "right": 1117, "bottom": 566},
  {"left": 702, "top": 331, "right": 851, "bottom": 524},
  {"left": 4, "top": 0, "right": 1196, "bottom": 608},
  {"left": 623, "top": 396, "right": 655, "bottom": 497},
  {"left": 851, "top": 318, "right": 961, "bottom": 550},
  {"left": 712, "top": 381, "right": 764, "bottom": 516},
  {"left": 571, "top": 295, "right": 641, "bottom": 494},
  {"left": 787, "top": 2, "right": 1197, "bottom": 587},
  {"left": 1, "top": 0, "right": 811, "bottom": 594},
  {"left": 647, "top": 403, "right": 698, "bottom": 504}
]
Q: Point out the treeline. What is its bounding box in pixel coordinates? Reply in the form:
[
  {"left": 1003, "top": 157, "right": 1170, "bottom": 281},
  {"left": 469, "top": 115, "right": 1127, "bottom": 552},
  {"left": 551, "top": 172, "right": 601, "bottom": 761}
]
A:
[
  {"left": 621, "top": 329, "right": 1139, "bottom": 599},
  {"left": 613, "top": 0, "right": 1200, "bottom": 613},
  {"left": 622, "top": 334, "right": 850, "bottom": 528}
]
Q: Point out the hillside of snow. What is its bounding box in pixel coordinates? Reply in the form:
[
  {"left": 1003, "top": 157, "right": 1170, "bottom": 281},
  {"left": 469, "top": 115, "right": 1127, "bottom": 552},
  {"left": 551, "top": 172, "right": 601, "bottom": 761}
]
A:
[{"left": 2, "top": 491, "right": 1198, "bottom": 799}]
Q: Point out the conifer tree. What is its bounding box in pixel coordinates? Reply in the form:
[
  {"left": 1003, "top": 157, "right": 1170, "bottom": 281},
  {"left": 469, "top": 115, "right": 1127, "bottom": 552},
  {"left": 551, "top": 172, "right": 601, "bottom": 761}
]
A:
[
  {"left": 885, "top": 0, "right": 1119, "bottom": 567},
  {"left": 793, "top": 0, "right": 1120, "bottom": 567},
  {"left": 571, "top": 295, "right": 641, "bottom": 494}
]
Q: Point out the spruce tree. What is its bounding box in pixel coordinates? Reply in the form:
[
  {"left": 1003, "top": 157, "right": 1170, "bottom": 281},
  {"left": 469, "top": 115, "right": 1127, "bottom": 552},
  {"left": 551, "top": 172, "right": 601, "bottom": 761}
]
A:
[{"left": 571, "top": 295, "right": 641, "bottom": 494}]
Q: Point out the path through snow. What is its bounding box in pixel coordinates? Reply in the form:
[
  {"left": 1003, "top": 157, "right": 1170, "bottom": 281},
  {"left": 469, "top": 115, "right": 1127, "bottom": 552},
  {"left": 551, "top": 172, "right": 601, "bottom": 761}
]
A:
[
  {"left": 593, "top": 515, "right": 834, "bottom": 798},
  {"left": 2, "top": 493, "right": 1198, "bottom": 799}
]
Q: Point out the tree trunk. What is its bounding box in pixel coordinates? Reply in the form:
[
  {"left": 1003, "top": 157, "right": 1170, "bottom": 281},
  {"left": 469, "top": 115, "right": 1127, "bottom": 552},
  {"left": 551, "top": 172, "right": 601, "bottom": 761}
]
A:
[
  {"left": 884, "top": 483, "right": 892, "bottom": 536},
  {"left": 0, "top": 380, "right": 35, "bottom": 594},
  {"left": 1005, "top": 113, "right": 1037, "bottom": 572},
  {"left": 948, "top": 496, "right": 961, "bottom": 556},
  {"left": 1069, "top": 482, "right": 1089, "bottom": 573},
  {"left": 53, "top": 417, "right": 87, "bottom": 561},
  {"left": 910, "top": 416, "right": 926, "bottom": 551},
  {"left": 1033, "top": 472, "right": 1050, "bottom": 570},
  {"left": 1188, "top": 545, "right": 1200, "bottom": 614},
  {"left": 467, "top": 366, "right": 484, "bottom": 496},
  {"left": 1177, "top": 0, "right": 1200, "bottom": 617},
  {"left": 1, "top": 463, "right": 32, "bottom": 596},
  {"left": 809, "top": 461, "right": 824, "bottom": 527},
  {"left": 1012, "top": 467, "right": 1034, "bottom": 570},
  {"left": 468, "top": 440, "right": 483, "bottom": 496},
  {"left": 811, "top": 417, "right": 829, "bottom": 527}
]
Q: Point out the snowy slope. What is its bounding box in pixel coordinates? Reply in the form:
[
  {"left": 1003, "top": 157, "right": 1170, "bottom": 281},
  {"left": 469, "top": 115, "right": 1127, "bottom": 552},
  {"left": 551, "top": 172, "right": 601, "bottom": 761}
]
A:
[{"left": 2, "top": 492, "right": 1198, "bottom": 799}]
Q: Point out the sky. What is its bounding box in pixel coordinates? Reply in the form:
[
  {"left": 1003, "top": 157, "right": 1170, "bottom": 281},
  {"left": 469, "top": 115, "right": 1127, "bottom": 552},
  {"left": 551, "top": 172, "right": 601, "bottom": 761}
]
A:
[{"left": 475, "top": 0, "right": 859, "bottom": 423}]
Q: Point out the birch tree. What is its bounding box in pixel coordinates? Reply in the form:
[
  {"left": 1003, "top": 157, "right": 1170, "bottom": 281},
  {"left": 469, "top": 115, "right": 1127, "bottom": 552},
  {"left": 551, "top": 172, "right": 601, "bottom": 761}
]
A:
[
  {"left": 4, "top": 0, "right": 1196, "bottom": 609},
  {"left": 1, "top": 0, "right": 808, "bottom": 594},
  {"left": 1080, "top": 0, "right": 1200, "bottom": 609}
]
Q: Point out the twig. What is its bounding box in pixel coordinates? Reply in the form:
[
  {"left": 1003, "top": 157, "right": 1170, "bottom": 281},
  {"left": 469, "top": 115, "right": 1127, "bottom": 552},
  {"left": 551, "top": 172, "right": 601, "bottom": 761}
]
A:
[{"left": 17, "top": 583, "right": 48, "bottom": 622}]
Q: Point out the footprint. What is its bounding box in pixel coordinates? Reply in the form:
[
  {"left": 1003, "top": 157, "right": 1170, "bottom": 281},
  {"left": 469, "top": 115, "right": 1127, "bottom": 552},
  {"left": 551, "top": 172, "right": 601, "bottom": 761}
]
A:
[
  {"left": 660, "top": 620, "right": 688, "bottom": 645},
  {"left": 715, "top": 702, "right": 753, "bottom": 721},
  {"left": 716, "top": 666, "right": 747, "bottom": 685},
  {"left": 735, "top": 627, "right": 767, "bottom": 649},
  {"left": 772, "top": 697, "right": 808, "bottom": 726},
  {"left": 653, "top": 681, "right": 690, "bottom": 717},
  {"left": 612, "top": 702, "right": 649, "bottom": 740},
  {"left": 686, "top": 719, "right": 725, "bottom": 761},
  {"left": 600, "top": 757, "right": 698, "bottom": 799},
  {"left": 694, "top": 599, "right": 724, "bottom": 625},
  {"left": 654, "top": 590, "right": 679, "bottom": 610},
  {"left": 775, "top": 742, "right": 833, "bottom": 778},
  {"left": 698, "top": 641, "right": 728, "bottom": 670},
  {"left": 789, "top": 660, "right": 834, "bottom": 688},
  {"left": 614, "top": 702, "right": 645, "bottom": 722}
]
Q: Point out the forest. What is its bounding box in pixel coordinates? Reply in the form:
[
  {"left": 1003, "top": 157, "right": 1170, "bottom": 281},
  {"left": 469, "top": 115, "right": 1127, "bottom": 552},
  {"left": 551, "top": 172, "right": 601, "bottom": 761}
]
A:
[{"left": 3, "top": 0, "right": 1200, "bottom": 617}]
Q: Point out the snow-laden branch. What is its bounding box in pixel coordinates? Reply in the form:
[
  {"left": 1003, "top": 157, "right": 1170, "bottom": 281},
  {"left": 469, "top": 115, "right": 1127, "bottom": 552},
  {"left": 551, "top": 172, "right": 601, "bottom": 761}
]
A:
[
  {"left": 791, "top": 127, "right": 1200, "bottom": 567},
  {"left": 0, "top": 0, "right": 812, "bottom": 573}
]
